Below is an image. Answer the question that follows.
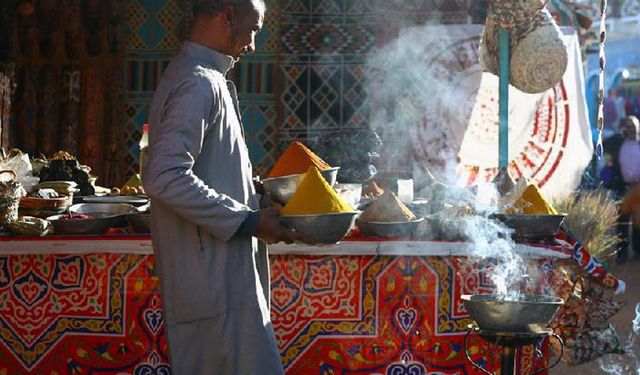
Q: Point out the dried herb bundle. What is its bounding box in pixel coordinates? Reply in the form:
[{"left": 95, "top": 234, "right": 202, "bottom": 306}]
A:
[{"left": 554, "top": 188, "right": 621, "bottom": 260}]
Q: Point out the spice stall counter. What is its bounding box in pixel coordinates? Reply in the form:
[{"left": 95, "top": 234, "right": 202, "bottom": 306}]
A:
[{"left": 0, "top": 235, "right": 567, "bottom": 374}]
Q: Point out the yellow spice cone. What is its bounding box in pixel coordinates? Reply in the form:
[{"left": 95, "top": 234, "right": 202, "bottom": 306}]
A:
[
  {"left": 281, "top": 166, "right": 353, "bottom": 215},
  {"left": 512, "top": 184, "right": 558, "bottom": 215}
]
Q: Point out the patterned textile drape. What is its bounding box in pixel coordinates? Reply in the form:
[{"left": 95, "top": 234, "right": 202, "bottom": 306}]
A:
[
  {"left": 3, "top": 0, "right": 490, "bottom": 187},
  {"left": 1, "top": 0, "right": 127, "bottom": 186},
  {"left": 119, "top": 0, "right": 476, "bottom": 181}
]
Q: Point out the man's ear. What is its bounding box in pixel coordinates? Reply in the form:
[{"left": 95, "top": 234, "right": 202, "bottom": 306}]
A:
[{"left": 222, "top": 5, "right": 234, "bottom": 26}]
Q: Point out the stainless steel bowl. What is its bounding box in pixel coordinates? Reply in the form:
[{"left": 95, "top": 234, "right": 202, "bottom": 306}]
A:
[
  {"left": 47, "top": 203, "right": 137, "bottom": 235},
  {"left": 47, "top": 214, "right": 119, "bottom": 235},
  {"left": 462, "top": 294, "right": 564, "bottom": 332},
  {"left": 356, "top": 218, "right": 424, "bottom": 238},
  {"left": 126, "top": 213, "right": 151, "bottom": 233},
  {"left": 280, "top": 211, "right": 358, "bottom": 244},
  {"left": 69, "top": 203, "right": 138, "bottom": 217},
  {"left": 262, "top": 167, "right": 340, "bottom": 205},
  {"left": 492, "top": 214, "right": 566, "bottom": 242}
]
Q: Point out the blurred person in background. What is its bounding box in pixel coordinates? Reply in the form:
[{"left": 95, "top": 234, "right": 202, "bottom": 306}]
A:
[
  {"left": 603, "top": 89, "right": 619, "bottom": 138},
  {"left": 601, "top": 117, "right": 628, "bottom": 198},
  {"left": 612, "top": 88, "right": 627, "bottom": 124},
  {"left": 615, "top": 116, "right": 640, "bottom": 262},
  {"left": 618, "top": 116, "right": 640, "bottom": 189},
  {"left": 621, "top": 184, "right": 640, "bottom": 260},
  {"left": 630, "top": 88, "right": 640, "bottom": 118}
]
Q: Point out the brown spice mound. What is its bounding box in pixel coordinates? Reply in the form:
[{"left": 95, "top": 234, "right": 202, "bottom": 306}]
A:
[
  {"left": 359, "top": 190, "right": 416, "bottom": 222},
  {"left": 362, "top": 181, "right": 384, "bottom": 198}
]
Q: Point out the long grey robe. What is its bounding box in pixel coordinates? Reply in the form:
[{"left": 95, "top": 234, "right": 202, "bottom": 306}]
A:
[{"left": 142, "top": 41, "right": 283, "bottom": 375}]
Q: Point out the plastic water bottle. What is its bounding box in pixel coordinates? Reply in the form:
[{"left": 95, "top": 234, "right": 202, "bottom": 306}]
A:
[{"left": 139, "top": 123, "right": 149, "bottom": 177}]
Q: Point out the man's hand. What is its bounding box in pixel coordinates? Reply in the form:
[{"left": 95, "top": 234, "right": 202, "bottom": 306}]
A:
[
  {"left": 255, "top": 207, "right": 315, "bottom": 245},
  {"left": 253, "top": 177, "right": 267, "bottom": 195}
]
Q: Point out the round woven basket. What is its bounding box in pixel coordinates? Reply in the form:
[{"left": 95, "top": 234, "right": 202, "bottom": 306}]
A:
[
  {"left": 480, "top": 1, "right": 568, "bottom": 94},
  {"left": 510, "top": 11, "right": 568, "bottom": 94},
  {"left": 0, "top": 196, "right": 20, "bottom": 229},
  {"left": 0, "top": 170, "right": 21, "bottom": 230}
]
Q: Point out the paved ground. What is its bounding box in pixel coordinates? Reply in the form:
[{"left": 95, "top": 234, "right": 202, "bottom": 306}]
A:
[{"left": 551, "top": 257, "right": 640, "bottom": 375}]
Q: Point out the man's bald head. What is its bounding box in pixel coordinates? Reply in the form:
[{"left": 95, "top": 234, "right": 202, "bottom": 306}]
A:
[
  {"left": 193, "top": 0, "right": 265, "bottom": 18},
  {"left": 189, "top": 0, "right": 265, "bottom": 61}
]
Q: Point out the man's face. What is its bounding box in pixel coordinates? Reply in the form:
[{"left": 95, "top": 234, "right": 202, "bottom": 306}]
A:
[{"left": 226, "top": 3, "right": 263, "bottom": 60}]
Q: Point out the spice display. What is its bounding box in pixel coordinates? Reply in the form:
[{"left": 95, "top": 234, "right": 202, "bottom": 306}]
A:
[
  {"left": 509, "top": 183, "right": 558, "bottom": 215},
  {"left": 120, "top": 173, "right": 145, "bottom": 195},
  {"left": 33, "top": 181, "right": 78, "bottom": 196},
  {"left": 8, "top": 216, "right": 53, "bottom": 236},
  {"left": 281, "top": 166, "right": 352, "bottom": 215},
  {"left": 38, "top": 153, "right": 95, "bottom": 196},
  {"left": 268, "top": 141, "right": 330, "bottom": 178},
  {"left": 362, "top": 181, "right": 384, "bottom": 198},
  {"left": 359, "top": 190, "right": 417, "bottom": 222}
]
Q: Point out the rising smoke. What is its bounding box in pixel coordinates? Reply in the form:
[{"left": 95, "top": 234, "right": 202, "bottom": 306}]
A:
[
  {"left": 598, "top": 303, "right": 640, "bottom": 374},
  {"left": 364, "top": 23, "right": 529, "bottom": 298},
  {"left": 364, "top": 24, "right": 484, "bottom": 188}
]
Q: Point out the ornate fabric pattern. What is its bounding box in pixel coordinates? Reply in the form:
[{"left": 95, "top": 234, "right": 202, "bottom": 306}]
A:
[
  {"left": 270, "top": 255, "right": 543, "bottom": 374},
  {"left": 0, "top": 254, "right": 170, "bottom": 373},
  {"left": 0, "top": 252, "right": 555, "bottom": 374}
]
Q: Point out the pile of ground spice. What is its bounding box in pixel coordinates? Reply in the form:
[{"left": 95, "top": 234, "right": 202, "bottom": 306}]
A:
[
  {"left": 362, "top": 181, "right": 384, "bottom": 198},
  {"left": 268, "top": 141, "right": 330, "bottom": 178},
  {"left": 359, "top": 190, "right": 417, "bottom": 222},
  {"left": 509, "top": 184, "right": 558, "bottom": 215},
  {"left": 280, "top": 166, "right": 353, "bottom": 215}
]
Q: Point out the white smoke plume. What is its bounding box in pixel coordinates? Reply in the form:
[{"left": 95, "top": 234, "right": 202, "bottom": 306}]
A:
[{"left": 598, "top": 303, "right": 640, "bottom": 374}]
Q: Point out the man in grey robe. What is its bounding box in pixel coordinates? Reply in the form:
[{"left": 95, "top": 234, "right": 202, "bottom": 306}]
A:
[{"left": 142, "top": 0, "right": 310, "bottom": 373}]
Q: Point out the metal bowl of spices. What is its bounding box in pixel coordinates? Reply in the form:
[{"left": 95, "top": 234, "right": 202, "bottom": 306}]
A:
[
  {"left": 47, "top": 203, "right": 137, "bottom": 235},
  {"left": 263, "top": 167, "right": 339, "bottom": 205},
  {"left": 356, "top": 218, "right": 424, "bottom": 238},
  {"left": 492, "top": 213, "right": 566, "bottom": 242},
  {"left": 280, "top": 211, "right": 358, "bottom": 244}
]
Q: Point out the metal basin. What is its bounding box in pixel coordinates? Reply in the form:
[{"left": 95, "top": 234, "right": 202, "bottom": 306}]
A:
[
  {"left": 280, "top": 211, "right": 358, "bottom": 244},
  {"left": 47, "top": 203, "right": 137, "bottom": 235},
  {"left": 69, "top": 203, "right": 138, "bottom": 217},
  {"left": 462, "top": 294, "right": 564, "bottom": 333},
  {"left": 492, "top": 214, "right": 566, "bottom": 242},
  {"left": 126, "top": 213, "right": 151, "bottom": 233},
  {"left": 262, "top": 167, "right": 340, "bottom": 205},
  {"left": 356, "top": 218, "right": 424, "bottom": 238}
]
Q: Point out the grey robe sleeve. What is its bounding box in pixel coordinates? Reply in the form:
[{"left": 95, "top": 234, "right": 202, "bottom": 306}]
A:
[{"left": 143, "top": 76, "right": 251, "bottom": 241}]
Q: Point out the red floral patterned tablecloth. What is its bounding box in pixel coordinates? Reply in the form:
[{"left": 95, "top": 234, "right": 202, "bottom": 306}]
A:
[{"left": 0, "top": 246, "right": 554, "bottom": 374}]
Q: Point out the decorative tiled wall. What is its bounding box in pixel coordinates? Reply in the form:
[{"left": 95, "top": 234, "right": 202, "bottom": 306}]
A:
[
  {"left": 123, "top": 0, "right": 190, "bottom": 181},
  {"left": 121, "top": 0, "right": 477, "bottom": 180}
]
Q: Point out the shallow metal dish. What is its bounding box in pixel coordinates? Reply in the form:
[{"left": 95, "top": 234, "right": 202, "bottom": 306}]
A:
[
  {"left": 47, "top": 214, "right": 118, "bottom": 235},
  {"left": 80, "top": 195, "right": 149, "bottom": 206},
  {"left": 356, "top": 218, "right": 424, "bottom": 238},
  {"left": 262, "top": 167, "right": 340, "bottom": 205},
  {"left": 280, "top": 211, "right": 358, "bottom": 244},
  {"left": 492, "top": 214, "right": 566, "bottom": 242},
  {"left": 126, "top": 213, "right": 151, "bottom": 234},
  {"left": 461, "top": 294, "right": 564, "bottom": 333},
  {"left": 69, "top": 203, "right": 137, "bottom": 217}
]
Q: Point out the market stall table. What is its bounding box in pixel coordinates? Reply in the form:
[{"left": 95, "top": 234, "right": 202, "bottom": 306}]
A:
[{"left": 0, "top": 235, "right": 567, "bottom": 374}]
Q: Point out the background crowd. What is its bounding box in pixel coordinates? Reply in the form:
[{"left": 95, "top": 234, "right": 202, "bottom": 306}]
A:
[{"left": 598, "top": 88, "right": 640, "bottom": 262}]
